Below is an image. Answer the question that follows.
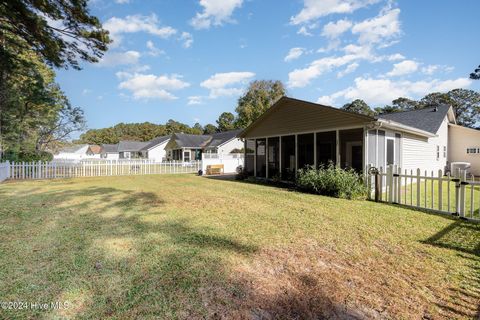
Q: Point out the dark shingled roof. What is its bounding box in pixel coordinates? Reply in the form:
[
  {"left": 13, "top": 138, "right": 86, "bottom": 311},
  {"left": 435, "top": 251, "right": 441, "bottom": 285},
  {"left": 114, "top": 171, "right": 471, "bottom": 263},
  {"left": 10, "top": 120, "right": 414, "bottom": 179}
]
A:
[
  {"left": 171, "top": 133, "right": 212, "bottom": 148},
  {"left": 101, "top": 144, "right": 118, "bottom": 153},
  {"left": 378, "top": 104, "right": 451, "bottom": 134},
  {"left": 204, "top": 129, "right": 243, "bottom": 148},
  {"left": 117, "top": 140, "right": 149, "bottom": 152},
  {"left": 142, "top": 135, "right": 171, "bottom": 151}
]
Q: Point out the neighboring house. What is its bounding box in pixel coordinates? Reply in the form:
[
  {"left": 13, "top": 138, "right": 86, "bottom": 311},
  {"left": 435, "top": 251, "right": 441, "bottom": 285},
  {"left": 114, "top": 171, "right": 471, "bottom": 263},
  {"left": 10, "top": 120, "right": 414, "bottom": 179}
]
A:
[
  {"left": 448, "top": 124, "right": 480, "bottom": 176},
  {"left": 100, "top": 144, "right": 119, "bottom": 160},
  {"left": 86, "top": 145, "right": 102, "bottom": 159},
  {"left": 54, "top": 144, "right": 89, "bottom": 160},
  {"left": 142, "top": 135, "right": 170, "bottom": 162},
  {"left": 117, "top": 141, "right": 149, "bottom": 159},
  {"left": 238, "top": 96, "right": 477, "bottom": 180},
  {"left": 165, "top": 130, "right": 243, "bottom": 161}
]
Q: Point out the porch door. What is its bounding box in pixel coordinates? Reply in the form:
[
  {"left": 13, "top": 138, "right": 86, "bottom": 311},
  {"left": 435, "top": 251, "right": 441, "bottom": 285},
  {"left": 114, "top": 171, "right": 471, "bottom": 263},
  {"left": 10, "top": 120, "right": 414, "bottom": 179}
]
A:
[{"left": 351, "top": 145, "right": 363, "bottom": 172}]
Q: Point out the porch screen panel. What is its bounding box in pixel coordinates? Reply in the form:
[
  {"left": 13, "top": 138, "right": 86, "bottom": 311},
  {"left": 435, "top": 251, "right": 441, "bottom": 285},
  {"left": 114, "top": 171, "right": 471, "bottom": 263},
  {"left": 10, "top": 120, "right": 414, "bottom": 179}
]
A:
[
  {"left": 316, "top": 131, "right": 336, "bottom": 167},
  {"left": 297, "top": 133, "right": 314, "bottom": 169},
  {"left": 245, "top": 139, "right": 255, "bottom": 176},
  {"left": 256, "top": 139, "right": 267, "bottom": 177},
  {"left": 281, "top": 135, "right": 296, "bottom": 181},
  {"left": 377, "top": 130, "right": 385, "bottom": 169},
  {"left": 395, "top": 133, "right": 401, "bottom": 165},
  {"left": 367, "top": 130, "right": 377, "bottom": 167},
  {"left": 267, "top": 137, "right": 280, "bottom": 179}
]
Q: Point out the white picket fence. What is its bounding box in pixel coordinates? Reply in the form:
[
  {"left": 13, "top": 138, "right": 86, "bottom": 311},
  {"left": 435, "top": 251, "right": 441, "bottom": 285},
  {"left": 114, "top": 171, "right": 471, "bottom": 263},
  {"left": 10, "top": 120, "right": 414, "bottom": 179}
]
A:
[
  {"left": 1, "top": 160, "right": 201, "bottom": 181},
  {"left": 367, "top": 165, "right": 480, "bottom": 222},
  {"left": 0, "top": 161, "right": 10, "bottom": 183}
]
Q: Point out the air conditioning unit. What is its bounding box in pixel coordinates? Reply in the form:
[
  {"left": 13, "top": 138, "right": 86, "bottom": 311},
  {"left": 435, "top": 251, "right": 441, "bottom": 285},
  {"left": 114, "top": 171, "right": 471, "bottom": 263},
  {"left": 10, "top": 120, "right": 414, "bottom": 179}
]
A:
[{"left": 451, "top": 162, "right": 471, "bottom": 178}]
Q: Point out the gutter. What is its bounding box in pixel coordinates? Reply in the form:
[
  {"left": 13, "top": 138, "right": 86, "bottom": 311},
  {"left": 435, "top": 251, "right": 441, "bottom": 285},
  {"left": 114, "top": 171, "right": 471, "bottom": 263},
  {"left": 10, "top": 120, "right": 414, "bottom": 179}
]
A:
[{"left": 372, "top": 119, "right": 437, "bottom": 138}]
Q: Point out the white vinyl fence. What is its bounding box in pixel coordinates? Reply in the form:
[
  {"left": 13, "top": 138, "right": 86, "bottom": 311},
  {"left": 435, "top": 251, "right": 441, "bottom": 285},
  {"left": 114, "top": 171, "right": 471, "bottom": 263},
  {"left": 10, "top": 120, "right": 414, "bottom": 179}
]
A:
[
  {"left": 367, "top": 165, "right": 480, "bottom": 222},
  {"left": 0, "top": 161, "right": 10, "bottom": 183},
  {"left": 2, "top": 160, "right": 201, "bottom": 181},
  {"left": 201, "top": 153, "right": 244, "bottom": 174}
]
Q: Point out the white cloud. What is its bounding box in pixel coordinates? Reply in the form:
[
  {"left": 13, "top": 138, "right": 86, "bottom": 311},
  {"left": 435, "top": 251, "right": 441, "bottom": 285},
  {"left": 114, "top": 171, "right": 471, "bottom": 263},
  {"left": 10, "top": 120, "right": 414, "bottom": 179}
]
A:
[
  {"left": 118, "top": 73, "right": 190, "bottom": 100},
  {"left": 290, "top": 0, "right": 379, "bottom": 25},
  {"left": 386, "top": 60, "right": 419, "bottom": 77},
  {"left": 188, "top": 96, "right": 204, "bottom": 105},
  {"left": 115, "top": 0, "right": 129, "bottom": 3},
  {"left": 317, "top": 95, "right": 337, "bottom": 106},
  {"left": 98, "top": 50, "right": 140, "bottom": 67},
  {"left": 387, "top": 53, "right": 405, "bottom": 61},
  {"left": 297, "top": 26, "right": 313, "bottom": 36},
  {"left": 288, "top": 54, "right": 359, "bottom": 88},
  {"left": 190, "top": 0, "right": 243, "bottom": 29},
  {"left": 321, "top": 19, "right": 352, "bottom": 38},
  {"left": 104, "top": 14, "right": 177, "bottom": 46},
  {"left": 146, "top": 41, "right": 165, "bottom": 57},
  {"left": 200, "top": 71, "right": 255, "bottom": 98},
  {"left": 319, "top": 77, "right": 472, "bottom": 106},
  {"left": 337, "top": 62, "right": 359, "bottom": 78},
  {"left": 422, "top": 64, "right": 454, "bottom": 75},
  {"left": 180, "top": 32, "right": 193, "bottom": 48},
  {"left": 351, "top": 8, "right": 401, "bottom": 45},
  {"left": 284, "top": 47, "right": 305, "bottom": 62}
]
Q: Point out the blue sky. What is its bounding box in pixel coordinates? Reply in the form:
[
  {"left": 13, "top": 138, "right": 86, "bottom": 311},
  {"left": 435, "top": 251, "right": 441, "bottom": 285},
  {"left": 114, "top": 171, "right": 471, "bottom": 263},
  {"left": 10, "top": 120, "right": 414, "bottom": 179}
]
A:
[{"left": 56, "top": 0, "right": 480, "bottom": 132}]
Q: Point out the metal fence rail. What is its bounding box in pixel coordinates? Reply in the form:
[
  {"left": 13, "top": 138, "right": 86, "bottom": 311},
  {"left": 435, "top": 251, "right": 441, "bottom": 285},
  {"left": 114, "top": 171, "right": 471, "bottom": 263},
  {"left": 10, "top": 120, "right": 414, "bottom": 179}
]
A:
[
  {"left": 1, "top": 160, "right": 201, "bottom": 181},
  {"left": 367, "top": 165, "right": 480, "bottom": 222}
]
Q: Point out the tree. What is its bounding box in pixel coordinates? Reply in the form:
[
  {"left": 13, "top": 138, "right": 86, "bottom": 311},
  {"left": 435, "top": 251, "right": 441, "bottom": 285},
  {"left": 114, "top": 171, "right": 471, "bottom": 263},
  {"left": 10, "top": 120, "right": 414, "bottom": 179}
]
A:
[
  {"left": 203, "top": 124, "right": 217, "bottom": 134},
  {"left": 0, "top": 50, "right": 85, "bottom": 160},
  {"left": 0, "top": 0, "right": 110, "bottom": 69},
  {"left": 341, "top": 99, "right": 375, "bottom": 116},
  {"left": 191, "top": 123, "right": 203, "bottom": 135},
  {"left": 216, "top": 112, "right": 235, "bottom": 132},
  {"left": 235, "top": 80, "right": 286, "bottom": 128},
  {"left": 470, "top": 65, "right": 480, "bottom": 80}
]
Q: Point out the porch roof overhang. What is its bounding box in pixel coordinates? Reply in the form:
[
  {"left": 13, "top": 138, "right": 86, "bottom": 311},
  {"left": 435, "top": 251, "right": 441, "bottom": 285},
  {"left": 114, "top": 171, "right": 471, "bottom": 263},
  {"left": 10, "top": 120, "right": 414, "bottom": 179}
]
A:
[{"left": 373, "top": 119, "right": 437, "bottom": 138}]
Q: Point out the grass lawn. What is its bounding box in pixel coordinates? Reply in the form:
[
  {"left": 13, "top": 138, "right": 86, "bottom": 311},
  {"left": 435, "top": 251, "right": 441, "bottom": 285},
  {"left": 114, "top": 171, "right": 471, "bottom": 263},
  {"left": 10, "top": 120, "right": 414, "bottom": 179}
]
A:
[{"left": 0, "top": 174, "right": 479, "bottom": 319}]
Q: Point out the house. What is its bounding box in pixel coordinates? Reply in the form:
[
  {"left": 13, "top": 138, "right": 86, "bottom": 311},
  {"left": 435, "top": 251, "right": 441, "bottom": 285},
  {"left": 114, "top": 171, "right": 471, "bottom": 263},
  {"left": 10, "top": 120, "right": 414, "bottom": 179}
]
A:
[
  {"left": 448, "top": 124, "right": 480, "bottom": 176},
  {"left": 164, "top": 130, "right": 244, "bottom": 161},
  {"left": 86, "top": 145, "right": 102, "bottom": 159},
  {"left": 54, "top": 144, "right": 90, "bottom": 160},
  {"left": 117, "top": 141, "right": 149, "bottom": 159},
  {"left": 238, "top": 96, "right": 480, "bottom": 180},
  {"left": 141, "top": 135, "right": 170, "bottom": 162},
  {"left": 100, "top": 144, "right": 119, "bottom": 160}
]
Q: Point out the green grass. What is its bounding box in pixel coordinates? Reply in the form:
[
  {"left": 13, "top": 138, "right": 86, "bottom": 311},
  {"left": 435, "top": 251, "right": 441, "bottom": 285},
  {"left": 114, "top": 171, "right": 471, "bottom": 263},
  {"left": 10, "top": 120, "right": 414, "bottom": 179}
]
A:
[
  {"left": 0, "top": 175, "right": 479, "bottom": 319},
  {"left": 381, "top": 178, "right": 480, "bottom": 219}
]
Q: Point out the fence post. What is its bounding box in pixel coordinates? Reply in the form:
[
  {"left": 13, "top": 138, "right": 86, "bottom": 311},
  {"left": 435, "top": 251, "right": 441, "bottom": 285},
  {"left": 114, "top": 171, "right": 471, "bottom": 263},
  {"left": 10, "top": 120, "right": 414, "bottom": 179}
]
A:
[
  {"left": 459, "top": 170, "right": 466, "bottom": 218},
  {"left": 438, "top": 169, "right": 443, "bottom": 212},
  {"left": 388, "top": 165, "right": 394, "bottom": 203},
  {"left": 416, "top": 169, "right": 421, "bottom": 208}
]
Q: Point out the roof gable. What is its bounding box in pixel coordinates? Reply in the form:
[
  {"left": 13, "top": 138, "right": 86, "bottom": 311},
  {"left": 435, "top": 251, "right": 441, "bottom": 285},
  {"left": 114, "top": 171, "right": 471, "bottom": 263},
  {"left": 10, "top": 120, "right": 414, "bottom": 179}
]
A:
[
  {"left": 378, "top": 105, "right": 452, "bottom": 134},
  {"left": 239, "top": 97, "right": 374, "bottom": 138},
  {"left": 204, "top": 129, "right": 243, "bottom": 148},
  {"left": 142, "top": 135, "right": 171, "bottom": 150},
  {"left": 117, "top": 141, "right": 149, "bottom": 152},
  {"left": 166, "top": 133, "right": 212, "bottom": 149}
]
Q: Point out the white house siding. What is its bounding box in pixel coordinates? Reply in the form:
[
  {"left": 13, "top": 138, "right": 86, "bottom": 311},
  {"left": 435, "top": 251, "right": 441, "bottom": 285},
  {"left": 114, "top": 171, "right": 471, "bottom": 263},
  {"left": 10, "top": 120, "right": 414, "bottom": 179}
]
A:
[
  {"left": 217, "top": 138, "right": 244, "bottom": 155},
  {"left": 54, "top": 145, "right": 89, "bottom": 160},
  {"left": 147, "top": 142, "right": 167, "bottom": 162},
  {"left": 103, "top": 153, "right": 119, "bottom": 160},
  {"left": 402, "top": 117, "right": 449, "bottom": 174},
  {"left": 448, "top": 125, "right": 480, "bottom": 176}
]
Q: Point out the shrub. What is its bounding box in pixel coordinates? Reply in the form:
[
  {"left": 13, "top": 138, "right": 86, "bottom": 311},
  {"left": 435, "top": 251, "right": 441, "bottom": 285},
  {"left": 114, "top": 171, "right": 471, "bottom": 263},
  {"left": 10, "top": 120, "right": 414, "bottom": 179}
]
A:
[{"left": 296, "top": 164, "right": 368, "bottom": 200}]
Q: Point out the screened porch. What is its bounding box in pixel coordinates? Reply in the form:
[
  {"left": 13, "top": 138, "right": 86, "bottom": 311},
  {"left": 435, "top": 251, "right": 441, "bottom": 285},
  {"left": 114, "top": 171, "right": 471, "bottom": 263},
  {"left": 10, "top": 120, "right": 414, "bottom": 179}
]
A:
[{"left": 244, "top": 128, "right": 365, "bottom": 181}]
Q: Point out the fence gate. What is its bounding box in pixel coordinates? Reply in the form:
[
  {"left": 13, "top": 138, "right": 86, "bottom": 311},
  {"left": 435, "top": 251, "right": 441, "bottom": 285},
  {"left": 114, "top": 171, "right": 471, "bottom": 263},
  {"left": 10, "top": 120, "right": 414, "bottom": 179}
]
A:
[{"left": 366, "top": 165, "right": 480, "bottom": 222}]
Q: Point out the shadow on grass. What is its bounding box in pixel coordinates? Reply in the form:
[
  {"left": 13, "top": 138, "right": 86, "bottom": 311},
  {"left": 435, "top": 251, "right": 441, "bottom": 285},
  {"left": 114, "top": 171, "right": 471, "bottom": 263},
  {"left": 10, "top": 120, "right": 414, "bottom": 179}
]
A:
[
  {"left": 0, "top": 185, "right": 257, "bottom": 318},
  {"left": 422, "top": 220, "right": 480, "bottom": 318}
]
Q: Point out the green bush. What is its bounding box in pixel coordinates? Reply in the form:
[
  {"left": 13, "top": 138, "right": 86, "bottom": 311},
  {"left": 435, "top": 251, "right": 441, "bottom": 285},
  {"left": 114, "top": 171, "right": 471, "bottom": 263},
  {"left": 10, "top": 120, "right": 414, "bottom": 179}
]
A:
[
  {"left": 296, "top": 164, "right": 368, "bottom": 200},
  {"left": 1, "top": 150, "right": 53, "bottom": 162}
]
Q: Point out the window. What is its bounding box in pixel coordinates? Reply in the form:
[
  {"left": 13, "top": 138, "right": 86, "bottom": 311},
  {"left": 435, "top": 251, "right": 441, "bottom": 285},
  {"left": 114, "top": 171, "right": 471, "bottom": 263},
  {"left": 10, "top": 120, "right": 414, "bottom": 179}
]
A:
[
  {"left": 281, "top": 135, "right": 296, "bottom": 181},
  {"left": 443, "top": 146, "right": 447, "bottom": 158},
  {"left": 436, "top": 145, "right": 440, "bottom": 161},
  {"left": 267, "top": 137, "right": 280, "bottom": 179},
  {"left": 245, "top": 140, "right": 255, "bottom": 176},
  {"left": 386, "top": 139, "right": 394, "bottom": 165},
  {"left": 467, "top": 147, "right": 479, "bottom": 154},
  {"left": 317, "top": 131, "right": 336, "bottom": 168},
  {"left": 184, "top": 151, "right": 190, "bottom": 162}
]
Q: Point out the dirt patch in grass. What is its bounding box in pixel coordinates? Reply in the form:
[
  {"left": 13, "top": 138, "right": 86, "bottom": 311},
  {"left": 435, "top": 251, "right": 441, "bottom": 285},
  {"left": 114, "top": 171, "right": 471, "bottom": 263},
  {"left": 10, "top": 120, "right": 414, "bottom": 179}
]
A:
[{"left": 214, "top": 240, "right": 480, "bottom": 319}]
